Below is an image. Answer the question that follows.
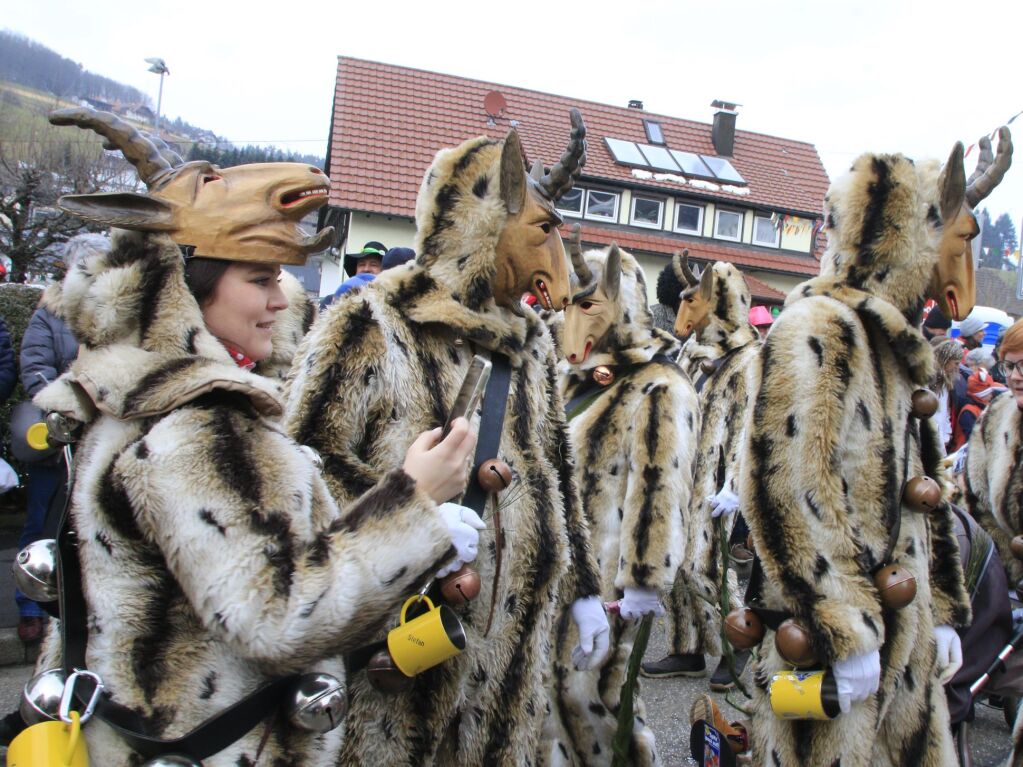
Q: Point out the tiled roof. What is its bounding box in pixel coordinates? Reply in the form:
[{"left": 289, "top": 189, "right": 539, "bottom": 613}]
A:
[
  {"left": 975, "top": 267, "right": 1023, "bottom": 317},
  {"left": 567, "top": 222, "right": 820, "bottom": 277},
  {"left": 328, "top": 57, "right": 831, "bottom": 221}
]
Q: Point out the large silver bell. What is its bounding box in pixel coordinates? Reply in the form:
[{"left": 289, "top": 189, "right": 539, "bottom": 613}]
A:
[
  {"left": 46, "top": 412, "right": 80, "bottom": 444},
  {"left": 286, "top": 672, "right": 346, "bottom": 733},
  {"left": 13, "top": 538, "right": 59, "bottom": 602},
  {"left": 140, "top": 757, "right": 202, "bottom": 766},
  {"left": 21, "top": 668, "right": 66, "bottom": 724}
]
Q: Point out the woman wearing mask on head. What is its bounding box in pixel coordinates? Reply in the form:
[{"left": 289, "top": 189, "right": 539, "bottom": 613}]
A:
[{"left": 29, "top": 108, "right": 481, "bottom": 767}]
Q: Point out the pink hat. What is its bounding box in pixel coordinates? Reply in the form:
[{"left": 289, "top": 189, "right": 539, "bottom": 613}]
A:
[{"left": 749, "top": 306, "right": 774, "bottom": 327}]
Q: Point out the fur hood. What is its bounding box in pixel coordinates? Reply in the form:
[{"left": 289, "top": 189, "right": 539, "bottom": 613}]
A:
[{"left": 679, "top": 261, "right": 758, "bottom": 366}]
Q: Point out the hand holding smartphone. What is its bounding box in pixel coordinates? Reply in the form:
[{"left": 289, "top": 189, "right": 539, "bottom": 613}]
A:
[{"left": 442, "top": 355, "right": 492, "bottom": 438}]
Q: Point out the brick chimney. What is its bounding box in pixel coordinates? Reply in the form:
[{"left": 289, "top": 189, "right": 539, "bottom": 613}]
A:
[{"left": 711, "top": 100, "right": 740, "bottom": 157}]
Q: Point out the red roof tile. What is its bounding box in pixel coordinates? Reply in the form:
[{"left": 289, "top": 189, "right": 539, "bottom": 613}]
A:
[{"left": 328, "top": 57, "right": 830, "bottom": 224}]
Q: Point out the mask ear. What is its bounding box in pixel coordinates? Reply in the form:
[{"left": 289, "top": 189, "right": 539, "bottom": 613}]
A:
[
  {"left": 59, "top": 192, "right": 175, "bottom": 231},
  {"left": 699, "top": 262, "right": 714, "bottom": 301},
  {"left": 939, "top": 142, "right": 966, "bottom": 222},
  {"left": 500, "top": 130, "right": 527, "bottom": 215},
  {"left": 603, "top": 243, "right": 622, "bottom": 301}
]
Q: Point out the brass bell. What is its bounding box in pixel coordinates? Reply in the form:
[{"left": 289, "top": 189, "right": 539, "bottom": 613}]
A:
[
  {"left": 477, "top": 459, "right": 512, "bottom": 493},
  {"left": 1010, "top": 535, "right": 1023, "bottom": 560},
  {"left": 286, "top": 672, "right": 346, "bottom": 733},
  {"left": 873, "top": 564, "right": 917, "bottom": 610},
  {"left": 910, "top": 389, "right": 939, "bottom": 419},
  {"left": 141, "top": 757, "right": 202, "bottom": 767},
  {"left": 440, "top": 563, "right": 482, "bottom": 605},
  {"left": 775, "top": 618, "right": 818, "bottom": 668},
  {"left": 12, "top": 538, "right": 59, "bottom": 603},
  {"left": 45, "top": 412, "right": 80, "bottom": 444},
  {"left": 592, "top": 366, "right": 615, "bottom": 386},
  {"left": 20, "top": 668, "right": 66, "bottom": 725},
  {"left": 366, "top": 648, "right": 413, "bottom": 694},
  {"left": 902, "top": 476, "right": 942, "bottom": 513},
  {"left": 724, "top": 607, "right": 765, "bottom": 650}
]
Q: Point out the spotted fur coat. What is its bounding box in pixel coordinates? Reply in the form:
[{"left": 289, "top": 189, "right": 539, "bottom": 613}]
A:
[
  {"left": 667, "top": 262, "right": 760, "bottom": 657},
  {"left": 33, "top": 231, "right": 453, "bottom": 767},
  {"left": 739, "top": 153, "right": 971, "bottom": 766},
  {"left": 282, "top": 136, "right": 601, "bottom": 766},
  {"left": 542, "top": 247, "right": 695, "bottom": 766}
]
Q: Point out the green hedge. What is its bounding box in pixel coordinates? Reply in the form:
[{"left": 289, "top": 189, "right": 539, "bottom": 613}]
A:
[{"left": 1, "top": 283, "right": 44, "bottom": 470}]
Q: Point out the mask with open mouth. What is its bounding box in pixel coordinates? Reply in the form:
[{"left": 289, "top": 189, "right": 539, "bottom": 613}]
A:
[{"left": 48, "top": 107, "right": 334, "bottom": 265}]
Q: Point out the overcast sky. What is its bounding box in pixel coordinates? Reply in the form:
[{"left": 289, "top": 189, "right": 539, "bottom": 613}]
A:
[{"left": 6, "top": 0, "right": 1021, "bottom": 245}]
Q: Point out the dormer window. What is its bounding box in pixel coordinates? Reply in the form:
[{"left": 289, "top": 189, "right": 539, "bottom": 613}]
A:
[{"left": 644, "top": 120, "right": 665, "bottom": 145}]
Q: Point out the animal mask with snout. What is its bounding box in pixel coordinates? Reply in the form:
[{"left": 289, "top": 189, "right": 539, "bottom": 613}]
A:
[
  {"left": 674, "top": 251, "right": 713, "bottom": 339},
  {"left": 563, "top": 243, "right": 622, "bottom": 364}
]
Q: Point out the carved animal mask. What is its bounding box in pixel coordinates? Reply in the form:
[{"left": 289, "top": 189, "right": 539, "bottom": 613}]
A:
[
  {"left": 928, "top": 128, "right": 1012, "bottom": 320},
  {"left": 49, "top": 108, "right": 333, "bottom": 265},
  {"left": 673, "top": 251, "right": 713, "bottom": 338},
  {"left": 493, "top": 109, "right": 587, "bottom": 311},
  {"left": 563, "top": 241, "right": 622, "bottom": 364}
]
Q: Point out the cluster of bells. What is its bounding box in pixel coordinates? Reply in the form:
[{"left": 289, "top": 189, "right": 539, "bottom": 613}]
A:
[{"left": 722, "top": 389, "right": 944, "bottom": 668}]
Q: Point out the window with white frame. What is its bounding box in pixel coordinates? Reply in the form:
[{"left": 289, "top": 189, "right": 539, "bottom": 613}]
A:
[
  {"left": 753, "top": 215, "right": 780, "bottom": 247},
  {"left": 674, "top": 202, "right": 704, "bottom": 235},
  {"left": 630, "top": 195, "right": 663, "bottom": 228},
  {"left": 556, "top": 187, "right": 584, "bottom": 218},
  {"left": 714, "top": 209, "right": 743, "bottom": 242},
  {"left": 585, "top": 189, "right": 619, "bottom": 222}
]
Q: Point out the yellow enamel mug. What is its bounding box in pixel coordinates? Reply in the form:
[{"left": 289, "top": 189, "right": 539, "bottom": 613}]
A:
[
  {"left": 769, "top": 669, "right": 840, "bottom": 721},
  {"left": 8, "top": 712, "right": 88, "bottom": 767},
  {"left": 387, "top": 596, "right": 466, "bottom": 677}
]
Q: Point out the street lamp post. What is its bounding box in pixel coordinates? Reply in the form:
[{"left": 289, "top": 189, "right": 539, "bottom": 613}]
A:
[{"left": 144, "top": 57, "right": 169, "bottom": 134}]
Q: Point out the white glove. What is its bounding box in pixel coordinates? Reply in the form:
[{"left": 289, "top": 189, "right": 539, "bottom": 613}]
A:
[
  {"left": 435, "top": 503, "right": 486, "bottom": 578},
  {"left": 934, "top": 625, "right": 963, "bottom": 685},
  {"left": 570, "top": 596, "right": 611, "bottom": 670},
  {"left": 832, "top": 649, "right": 881, "bottom": 714},
  {"left": 707, "top": 487, "right": 740, "bottom": 518},
  {"left": 618, "top": 586, "right": 665, "bottom": 621}
]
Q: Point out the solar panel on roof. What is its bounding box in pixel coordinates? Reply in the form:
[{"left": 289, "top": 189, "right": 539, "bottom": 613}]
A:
[
  {"left": 604, "top": 138, "right": 647, "bottom": 166},
  {"left": 700, "top": 155, "right": 745, "bottom": 184},
  {"left": 637, "top": 144, "right": 680, "bottom": 172},
  {"left": 669, "top": 150, "right": 715, "bottom": 179}
]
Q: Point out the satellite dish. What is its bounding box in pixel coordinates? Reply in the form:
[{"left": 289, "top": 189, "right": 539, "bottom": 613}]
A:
[{"left": 484, "top": 91, "right": 507, "bottom": 118}]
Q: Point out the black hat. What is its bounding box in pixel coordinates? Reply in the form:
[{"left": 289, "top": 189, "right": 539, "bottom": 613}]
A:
[
  {"left": 923, "top": 307, "right": 951, "bottom": 331},
  {"left": 343, "top": 241, "right": 386, "bottom": 277},
  {"left": 382, "top": 247, "right": 415, "bottom": 270}
]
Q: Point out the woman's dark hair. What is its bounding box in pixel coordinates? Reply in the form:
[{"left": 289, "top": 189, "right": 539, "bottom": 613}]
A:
[
  {"left": 184, "top": 257, "right": 232, "bottom": 307},
  {"left": 656, "top": 262, "right": 683, "bottom": 314}
]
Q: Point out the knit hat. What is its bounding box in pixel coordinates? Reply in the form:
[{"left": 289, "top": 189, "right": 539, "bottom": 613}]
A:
[
  {"left": 966, "top": 367, "right": 1006, "bottom": 404},
  {"left": 957, "top": 315, "right": 986, "bottom": 339},
  {"left": 382, "top": 247, "right": 415, "bottom": 270},
  {"left": 923, "top": 307, "right": 951, "bottom": 331}
]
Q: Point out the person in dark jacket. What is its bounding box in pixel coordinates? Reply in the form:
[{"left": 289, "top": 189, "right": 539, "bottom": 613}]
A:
[
  {"left": 0, "top": 318, "right": 15, "bottom": 407},
  {"left": 14, "top": 233, "right": 104, "bottom": 642}
]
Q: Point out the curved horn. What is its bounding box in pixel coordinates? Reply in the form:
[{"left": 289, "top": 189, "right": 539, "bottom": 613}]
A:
[
  {"left": 680, "top": 249, "right": 697, "bottom": 286},
  {"left": 966, "top": 126, "right": 1013, "bottom": 208},
  {"left": 49, "top": 107, "right": 177, "bottom": 188},
  {"left": 672, "top": 250, "right": 686, "bottom": 284},
  {"left": 538, "top": 108, "right": 587, "bottom": 202},
  {"left": 568, "top": 224, "right": 593, "bottom": 285},
  {"left": 148, "top": 134, "right": 185, "bottom": 169}
]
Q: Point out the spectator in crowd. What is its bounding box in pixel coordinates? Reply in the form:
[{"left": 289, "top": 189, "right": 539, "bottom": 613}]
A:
[
  {"left": 0, "top": 318, "right": 14, "bottom": 407},
  {"left": 956, "top": 314, "right": 987, "bottom": 351},
  {"left": 342, "top": 240, "right": 386, "bottom": 278},
  {"left": 650, "top": 261, "right": 684, "bottom": 335},
  {"left": 923, "top": 305, "right": 952, "bottom": 341},
  {"left": 320, "top": 245, "right": 417, "bottom": 310},
  {"left": 748, "top": 305, "right": 774, "bottom": 338},
  {"left": 931, "top": 339, "right": 964, "bottom": 451},
  {"left": 381, "top": 246, "right": 415, "bottom": 270},
  {"left": 956, "top": 350, "right": 1005, "bottom": 446},
  {"left": 14, "top": 234, "right": 105, "bottom": 643}
]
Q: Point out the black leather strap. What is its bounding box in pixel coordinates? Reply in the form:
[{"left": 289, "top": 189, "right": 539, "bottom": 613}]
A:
[{"left": 460, "top": 352, "right": 512, "bottom": 516}]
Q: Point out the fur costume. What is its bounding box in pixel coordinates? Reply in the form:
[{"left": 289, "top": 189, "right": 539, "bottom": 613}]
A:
[
  {"left": 739, "top": 153, "right": 971, "bottom": 766},
  {"left": 33, "top": 231, "right": 453, "bottom": 766},
  {"left": 668, "top": 262, "right": 760, "bottom": 657},
  {"left": 282, "top": 135, "right": 601, "bottom": 766},
  {"left": 543, "top": 246, "right": 695, "bottom": 765}
]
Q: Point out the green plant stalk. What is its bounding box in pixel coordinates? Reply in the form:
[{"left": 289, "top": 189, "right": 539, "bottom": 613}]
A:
[{"left": 610, "top": 613, "right": 654, "bottom": 767}]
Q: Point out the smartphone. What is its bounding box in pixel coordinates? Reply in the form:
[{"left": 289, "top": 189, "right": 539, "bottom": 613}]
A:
[{"left": 442, "top": 355, "right": 492, "bottom": 438}]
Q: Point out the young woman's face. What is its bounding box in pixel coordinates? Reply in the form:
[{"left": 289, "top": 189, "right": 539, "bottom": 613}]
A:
[
  {"left": 201, "top": 263, "right": 288, "bottom": 362},
  {"left": 1002, "top": 350, "right": 1023, "bottom": 410}
]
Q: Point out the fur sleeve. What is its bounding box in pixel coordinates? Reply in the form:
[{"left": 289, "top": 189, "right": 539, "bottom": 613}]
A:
[
  {"left": 118, "top": 406, "right": 453, "bottom": 670},
  {"left": 741, "top": 301, "right": 885, "bottom": 664},
  {"left": 616, "top": 372, "right": 693, "bottom": 592}
]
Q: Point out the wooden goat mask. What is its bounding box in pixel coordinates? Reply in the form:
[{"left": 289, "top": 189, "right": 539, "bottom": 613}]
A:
[
  {"left": 563, "top": 232, "right": 621, "bottom": 364},
  {"left": 673, "top": 250, "right": 713, "bottom": 338},
  {"left": 48, "top": 108, "right": 334, "bottom": 265},
  {"left": 493, "top": 108, "right": 586, "bottom": 310}
]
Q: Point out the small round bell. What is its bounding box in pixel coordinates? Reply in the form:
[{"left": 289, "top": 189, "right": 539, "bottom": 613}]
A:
[
  {"left": 45, "top": 412, "right": 80, "bottom": 444},
  {"left": 775, "top": 618, "right": 818, "bottom": 668},
  {"left": 1011, "top": 536, "right": 1023, "bottom": 560},
  {"left": 366, "top": 649, "right": 413, "bottom": 694},
  {"left": 592, "top": 366, "right": 615, "bottom": 386},
  {"left": 724, "top": 607, "right": 765, "bottom": 650},
  {"left": 746, "top": 532, "right": 755, "bottom": 555},
  {"left": 20, "top": 668, "right": 66, "bottom": 725},
  {"left": 873, "top": 564, "right": 917, "bottom": 610},
  {"left": 140, "top": 757, "right": 202, "bottom": 767},
  {"left": 477, "top": 459, "right": 512, "bottom": 493},
  {"left": 902, "top": 476, "right": 942, "bottom": 513},
  {"left": 286, "top": 673, "right": 346, "bottom": 733},
  {"left": 12, "top": 538, "right": 59, "bottom": 603},
  {"left": 910, "top": 389, "right": 939, "bottom": 419},
  {"left": 440, "top": 564, "right": 482, "bottom": 606},
  {"left": 700, "top": 359, "right": 717, "bottom": 375}
]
